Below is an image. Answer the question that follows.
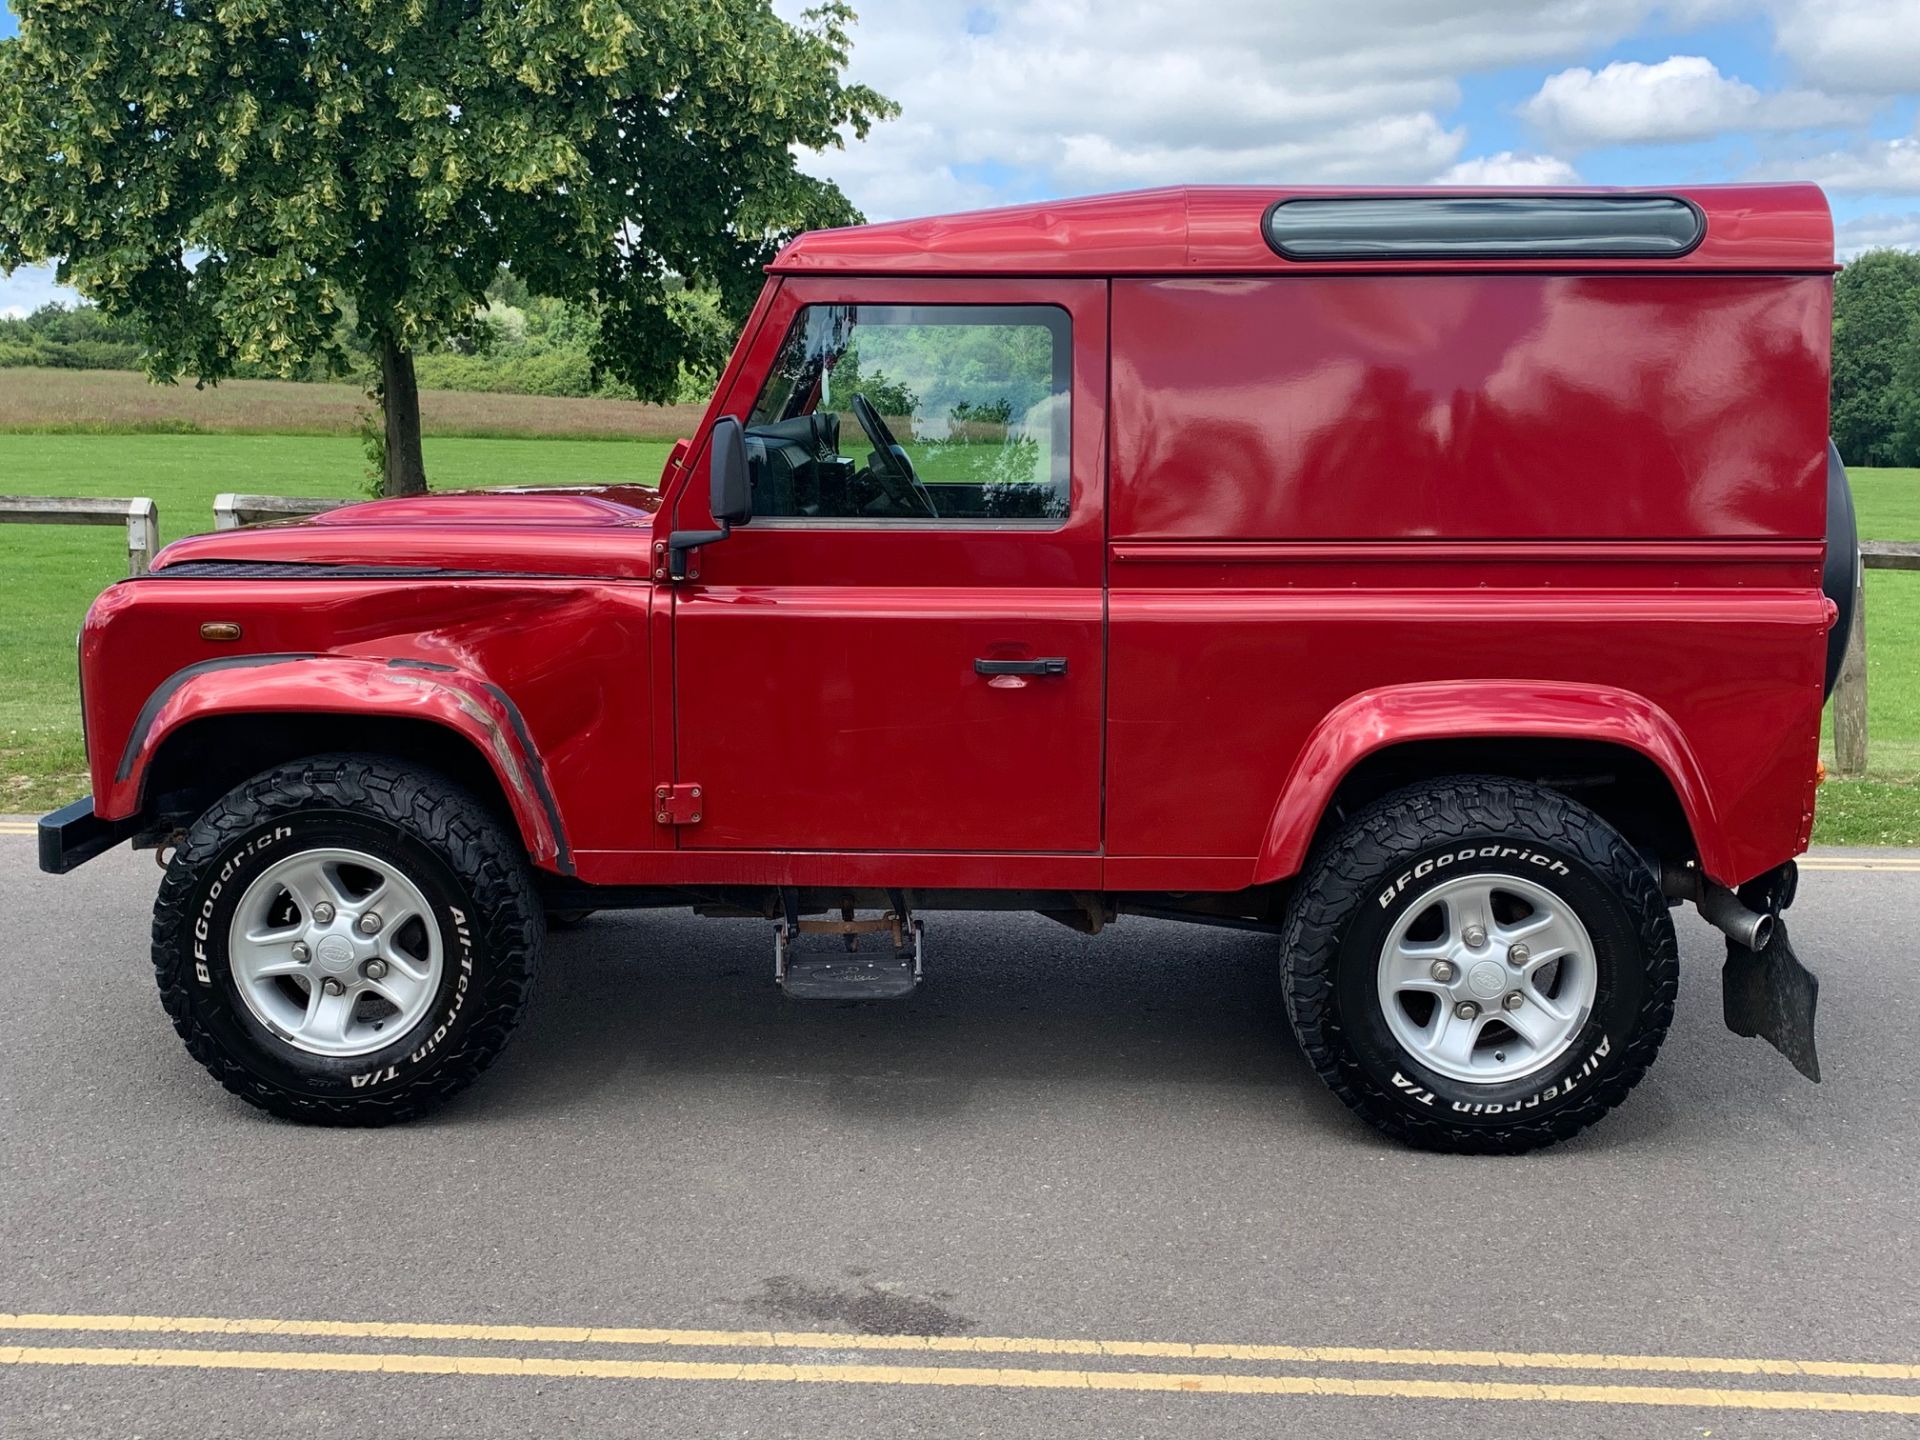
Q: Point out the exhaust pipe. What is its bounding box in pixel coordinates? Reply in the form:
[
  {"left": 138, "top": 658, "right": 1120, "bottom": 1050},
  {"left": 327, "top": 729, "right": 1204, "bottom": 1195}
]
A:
[{"left": 1661, "top": 862, "right": 1774, "bottom": 951}]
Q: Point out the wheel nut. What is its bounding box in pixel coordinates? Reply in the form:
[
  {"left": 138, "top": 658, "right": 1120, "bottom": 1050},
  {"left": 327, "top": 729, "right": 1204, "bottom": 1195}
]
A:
[
  {"left": 1430, "top": 960, "right": 1457, "bottom": 984},
  {"left": 321, "top": 977, "right": 346, "bottom": 996},
  {"left": 1503, "top": 991, "right": 1526, "bottom": 1012},
  {"left": 291, "top": 942, "right": 311, "bottom": 964},
  {"left": 1462, "top": 924, "right": 1487, "bottom": 948},
  {"left": 1508, "top": 942, "right": 1530, "bottom": 967},
  {"left": 1454, "top": 1000, "right": 1480, "bottom": 1021},
  {"left": 312, "top": 901, "right": 336, "bottom": 925},
  {"left": 363, "top": 958, "right": 389, "bottom": 981},
  {"left": 357, "top": 911, "right": 382, "bottom": 935}
]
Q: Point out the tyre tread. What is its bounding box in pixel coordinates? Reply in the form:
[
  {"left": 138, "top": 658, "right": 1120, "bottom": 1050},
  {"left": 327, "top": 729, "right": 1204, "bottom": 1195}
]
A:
[
  {"left": 1280, "top": 776, "right": 1677, "bottom": 1154},
  {"left": 151, "top": 754, "right": 544, "bottom": 1126}
]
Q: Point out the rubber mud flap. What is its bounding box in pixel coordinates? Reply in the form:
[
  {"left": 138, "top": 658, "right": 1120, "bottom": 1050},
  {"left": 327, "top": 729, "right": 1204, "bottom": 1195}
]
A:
[{"left": 1723, "top": 916, "right": 1821, "bottom": 1082}]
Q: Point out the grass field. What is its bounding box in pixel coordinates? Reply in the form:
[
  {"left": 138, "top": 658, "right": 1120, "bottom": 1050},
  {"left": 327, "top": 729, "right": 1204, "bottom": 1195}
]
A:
[
  {"left": 0, "top": 367, "right": 702, "bottom": 440},
  {"left": 1816, "top": 466, "right": 1920, "bottom": 843},
  {"left": 1, "top": 432, "right": 1915, "bottom": 846}
]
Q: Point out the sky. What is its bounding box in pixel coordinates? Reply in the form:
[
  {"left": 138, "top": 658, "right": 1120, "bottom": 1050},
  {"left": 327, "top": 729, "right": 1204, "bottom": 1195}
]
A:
[{"left": 4, "top": 0, "right": 1919, "bottom": 316}]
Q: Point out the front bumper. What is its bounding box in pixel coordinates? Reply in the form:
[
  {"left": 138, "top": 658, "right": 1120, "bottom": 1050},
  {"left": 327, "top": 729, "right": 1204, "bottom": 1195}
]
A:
[{"left": 38, "top": 796, "right": 140, "bottom": 875}]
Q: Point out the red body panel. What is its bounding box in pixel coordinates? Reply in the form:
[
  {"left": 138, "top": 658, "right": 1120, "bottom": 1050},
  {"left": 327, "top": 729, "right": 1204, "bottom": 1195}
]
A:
[
  {"left": 1107, "top": 273, "right": 1830, "bottom": 541},
  {"left": 772, "top": 184, "right": 1832, "bottom": 277},
  {"left": 666, "top": 276, "right": 1108, "bottom": 855},
  {"left": 79, "top": 184, "right": 1835, "bottom": 894},
  {"left": 152, "top": 487, "right": 661, "bottom": 578},
  {"left": 82, "top": 577, "right": 658, "bottom": 866}
]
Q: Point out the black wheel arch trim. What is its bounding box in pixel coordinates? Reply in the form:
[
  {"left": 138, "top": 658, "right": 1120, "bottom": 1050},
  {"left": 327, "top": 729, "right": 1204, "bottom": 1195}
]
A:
[{"left": 111, "top": 652, "right": 573, "bottom": 877}]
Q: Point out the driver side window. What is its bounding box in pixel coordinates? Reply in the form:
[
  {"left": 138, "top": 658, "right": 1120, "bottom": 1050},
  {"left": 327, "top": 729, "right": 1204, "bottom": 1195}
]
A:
[{"left": 745, "top": 304, "right": 1071, "bottom": 522}]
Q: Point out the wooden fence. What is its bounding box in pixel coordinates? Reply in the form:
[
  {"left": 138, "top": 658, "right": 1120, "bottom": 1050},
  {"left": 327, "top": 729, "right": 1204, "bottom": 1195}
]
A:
[
  {"left": 0, "top": 494, "right": 160, "bottom": 575},
  {"left": 1833, "top": 542, "right": 1917, "bottom": 777},
  {"left": 213, "top": 493, "right": 353, "bottom": 529}
]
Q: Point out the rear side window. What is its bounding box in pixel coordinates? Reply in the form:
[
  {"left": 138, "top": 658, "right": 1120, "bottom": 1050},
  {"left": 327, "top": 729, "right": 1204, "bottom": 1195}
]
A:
[
  {"left": 1264, "top": 195, "right": 1705, "bottom": 261},
  {"left": 746, "top": 304, "right": 1070, "bottom": 523}
]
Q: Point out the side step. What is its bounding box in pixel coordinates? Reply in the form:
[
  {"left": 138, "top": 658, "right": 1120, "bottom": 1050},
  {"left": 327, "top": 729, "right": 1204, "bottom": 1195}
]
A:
[{"left": 775, "top": 905, "right": 924, "bottom": 1000}]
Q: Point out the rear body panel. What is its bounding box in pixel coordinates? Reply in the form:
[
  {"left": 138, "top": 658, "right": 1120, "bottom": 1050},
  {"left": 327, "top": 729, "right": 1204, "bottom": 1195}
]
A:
[{"left": 1103, "top": 269, "right": 1831, "bottom": 885}]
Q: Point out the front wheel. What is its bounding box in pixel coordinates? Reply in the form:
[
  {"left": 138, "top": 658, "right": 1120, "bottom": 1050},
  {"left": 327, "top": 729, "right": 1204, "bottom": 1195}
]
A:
[
  {"left": 1281, "top": 777, "right": 1677, "bottom": 1154},
  {"left": 152, "top": 755, "right": 545, "bottom": 1124}
]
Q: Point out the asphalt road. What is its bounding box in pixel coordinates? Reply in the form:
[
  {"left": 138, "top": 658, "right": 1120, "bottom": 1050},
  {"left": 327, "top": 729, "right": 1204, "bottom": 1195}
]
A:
[{"left": 2, "top": 825, "right": 1918, "bottom": 1438}]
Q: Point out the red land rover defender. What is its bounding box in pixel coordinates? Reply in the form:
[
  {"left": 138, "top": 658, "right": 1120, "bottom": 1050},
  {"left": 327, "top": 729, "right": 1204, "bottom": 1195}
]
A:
[{"left": 40, "top": 186, "right": 1855, "bottom": 1152}]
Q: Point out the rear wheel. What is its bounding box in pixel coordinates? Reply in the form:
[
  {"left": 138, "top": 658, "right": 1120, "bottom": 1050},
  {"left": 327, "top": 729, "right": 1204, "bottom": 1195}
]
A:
[
  {"left": 1281, "top": 777, "right": 1676, "bottom": 1153},
  {"left": 152, "top": 754, "right": 544, "bottom": 1124}
]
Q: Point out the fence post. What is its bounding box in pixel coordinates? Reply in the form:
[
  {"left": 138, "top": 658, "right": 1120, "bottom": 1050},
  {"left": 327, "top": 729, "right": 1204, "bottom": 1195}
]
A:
[
  {"left": 124, "top": 497, "right": 160, "bottom": 576},
  {"left": 1833, "top": 564, "right": 1868, "bottom": 777}
]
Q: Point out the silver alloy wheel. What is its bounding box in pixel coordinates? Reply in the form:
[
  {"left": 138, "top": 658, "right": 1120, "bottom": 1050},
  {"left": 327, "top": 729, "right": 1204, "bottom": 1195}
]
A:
[
  {"left": 1376, "top": 871, "right": 1598, "bottom": 1084},
  {"left": 227, "top": 846, "right": 443, "bottom": 1058}
]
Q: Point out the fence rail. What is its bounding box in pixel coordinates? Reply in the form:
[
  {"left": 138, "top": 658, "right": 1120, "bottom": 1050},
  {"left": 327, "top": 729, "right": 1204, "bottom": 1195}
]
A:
[
  {"left": 1860, "top": 540, "right": 1920, "bottom": 572},
  {"left": 213, "top": 493, "right": 353, "bottom": 529},
  {"left": 0, "top": 494, "right": 159, "bottom": 575}
]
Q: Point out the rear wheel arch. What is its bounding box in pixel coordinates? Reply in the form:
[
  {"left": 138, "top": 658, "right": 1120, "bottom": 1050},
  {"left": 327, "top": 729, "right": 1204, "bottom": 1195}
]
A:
[
  {"left": 1257, "top": 685, "right": 1716, "bottom": 886},
  {"left": 1316, "top": 736, "right": 1697, "bottom": 869}
]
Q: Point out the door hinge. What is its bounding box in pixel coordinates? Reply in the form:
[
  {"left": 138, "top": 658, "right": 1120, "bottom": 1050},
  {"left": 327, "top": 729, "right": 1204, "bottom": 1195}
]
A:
[{"left": 655, "top": 782, "right": 704, "bottom": 826}]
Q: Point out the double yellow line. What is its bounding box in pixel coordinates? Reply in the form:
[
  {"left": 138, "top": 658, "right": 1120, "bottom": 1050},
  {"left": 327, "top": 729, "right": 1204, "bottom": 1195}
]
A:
[
  {"left": 3, "top": 1312, "right": 1916, "bottom": 1415},
  {"left": 1798, "top": 856, "right": 1920, "bottom": 872}
]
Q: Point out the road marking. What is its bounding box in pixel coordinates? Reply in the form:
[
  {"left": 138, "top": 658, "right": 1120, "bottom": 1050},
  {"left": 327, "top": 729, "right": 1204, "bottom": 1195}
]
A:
[
  {"left": 1798, "top": 859, "right": 1920, "bottom": 872},
  {"left": 0, "top": 824, "right": 37, "bottom": 836},
  {"left": 0, "top": 1344, "right": 1917, "bottom": 1412},
  {"left": 2, "top": 1313, "right": 1916, "bottom": 1383}
]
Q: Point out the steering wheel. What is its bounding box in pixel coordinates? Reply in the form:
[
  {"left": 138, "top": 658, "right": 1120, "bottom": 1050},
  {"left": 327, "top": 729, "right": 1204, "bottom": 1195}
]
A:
[{"left": 850, "top": 393, "right": 938, "bottom": 519}]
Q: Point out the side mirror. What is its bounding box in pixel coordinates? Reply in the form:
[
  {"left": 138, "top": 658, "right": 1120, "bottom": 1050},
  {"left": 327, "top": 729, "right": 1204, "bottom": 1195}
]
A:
[
  {"left": 668, "top": 416, "right": 753, "bottom": 580},
  {"left": 710, "top": 416, "right": 754, "bottom": 525}
]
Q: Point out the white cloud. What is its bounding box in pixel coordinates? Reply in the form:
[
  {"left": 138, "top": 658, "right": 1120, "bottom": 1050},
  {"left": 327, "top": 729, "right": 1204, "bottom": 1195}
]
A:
[
  {"left": 0, "top": 262, "right": 77, "bottom": 316},
  {"left": 1835, "top": 211, "right": 1920, "bottom": 257},
  {"left": 1439, "top": 151, "right": 1582, "bottom": 184},
  {"left": 1520, "top": 55, "right": 1864, "bottom": 147},
  {"left": 1772, "top": 0, "right": 1920, "bottom": 94},
  {"left": 1768, "top": 133, "right": 1920, "bottom": 193},
  {"left": 791, "top": 0, "right": 1688, "bottom": 220}
]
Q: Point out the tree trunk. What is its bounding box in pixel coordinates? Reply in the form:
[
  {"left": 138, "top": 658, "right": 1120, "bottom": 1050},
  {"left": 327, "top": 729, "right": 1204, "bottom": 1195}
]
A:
[{"left": 380, "top": 335, "right": 427, "bottom": 497}]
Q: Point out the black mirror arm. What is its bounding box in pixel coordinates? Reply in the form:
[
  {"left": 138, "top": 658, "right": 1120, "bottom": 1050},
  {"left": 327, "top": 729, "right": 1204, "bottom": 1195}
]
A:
[{"left": 667, "top": 520, "right": 729, "bottom": 580}]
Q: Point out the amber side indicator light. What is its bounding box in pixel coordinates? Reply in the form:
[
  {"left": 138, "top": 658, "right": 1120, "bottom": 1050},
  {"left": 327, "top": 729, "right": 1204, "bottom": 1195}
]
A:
[
  {"left": 1815, "top": 761, "right": 1827, "bottom": 786},
  {"left": 199, "top": 622, "right": 243, "bottom": 642}
]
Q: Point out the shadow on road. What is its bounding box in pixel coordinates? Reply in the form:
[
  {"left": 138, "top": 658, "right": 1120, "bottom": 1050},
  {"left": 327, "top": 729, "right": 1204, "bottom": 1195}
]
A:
[{"left": 469, "top": 907, "right": 1335, "bottom": 1128}]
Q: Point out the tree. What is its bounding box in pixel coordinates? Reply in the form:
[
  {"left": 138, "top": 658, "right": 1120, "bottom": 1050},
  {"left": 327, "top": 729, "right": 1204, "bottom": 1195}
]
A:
[
  {"left": 0, "top": 1, "right": 891, "bottom": 494},
  {"left": 1831, "top": 248, "right": 1920, "bottom": 468}
]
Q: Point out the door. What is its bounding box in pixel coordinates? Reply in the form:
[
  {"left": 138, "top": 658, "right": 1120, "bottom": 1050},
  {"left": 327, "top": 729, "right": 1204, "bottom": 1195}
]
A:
[{"left": 670, "top": 277, "right": 1107, "bottom": 854}]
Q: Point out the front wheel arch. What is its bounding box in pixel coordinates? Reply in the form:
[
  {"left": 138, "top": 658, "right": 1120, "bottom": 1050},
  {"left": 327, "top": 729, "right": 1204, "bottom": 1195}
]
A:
[{"left": 142, "top": 712, "right": 547, "bottom": 867}]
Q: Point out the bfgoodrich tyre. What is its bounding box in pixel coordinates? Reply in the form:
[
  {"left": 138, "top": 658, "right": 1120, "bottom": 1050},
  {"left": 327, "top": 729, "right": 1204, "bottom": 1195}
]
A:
[
  {"left": 1281, "top": 778, "right": 1676, "bottom": 1154},
  {"left": 152, "top": 755, "right": 544, "bottom": 1124}
]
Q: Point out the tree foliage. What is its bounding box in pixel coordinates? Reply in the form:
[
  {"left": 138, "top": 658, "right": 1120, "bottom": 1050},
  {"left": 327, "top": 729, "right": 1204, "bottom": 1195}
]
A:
[
  {"left": 1832, "top": 248, "right": 1920, "bottom": 468},
  {"left": 0, "top": 0, "right": 892, "bottom": 490}
]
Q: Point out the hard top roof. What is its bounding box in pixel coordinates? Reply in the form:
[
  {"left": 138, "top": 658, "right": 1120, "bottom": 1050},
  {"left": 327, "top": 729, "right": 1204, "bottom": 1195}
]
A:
[{"left": 770, "top": 184, "right": 1833, "bottom": 276}]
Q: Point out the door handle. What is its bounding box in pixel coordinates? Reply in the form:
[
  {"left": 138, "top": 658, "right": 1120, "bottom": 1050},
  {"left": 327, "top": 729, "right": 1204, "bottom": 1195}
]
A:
[{"left": 974, "top": 657, "right": 1068, "bottom": 677}]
